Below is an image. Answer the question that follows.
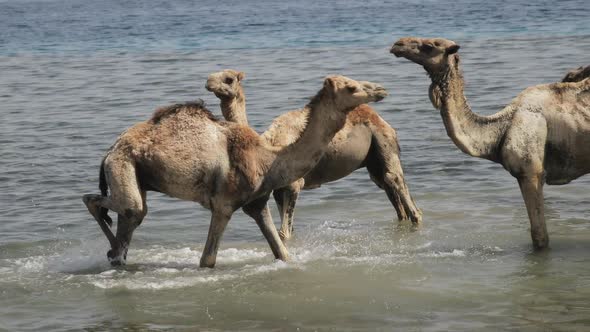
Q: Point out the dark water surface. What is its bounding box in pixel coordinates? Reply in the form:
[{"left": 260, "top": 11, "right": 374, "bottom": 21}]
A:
[{"left": 1, "top": 0, "right": 589, "bottom": 331}]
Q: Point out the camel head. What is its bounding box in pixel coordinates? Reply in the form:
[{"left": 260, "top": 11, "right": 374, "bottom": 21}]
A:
[
  {"left": 390, "top": 37, "right": 460, "bottom": 72},
  {"left": 206, "top": 69, "right": 245, "bottom": 99},
  {"left": 323, "top": 75, "right": 388, "bottom": 110}
]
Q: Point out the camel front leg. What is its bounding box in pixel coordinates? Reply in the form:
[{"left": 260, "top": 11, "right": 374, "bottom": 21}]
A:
[
  {"left": 273, "top": 178, "right": 304, "bottom": 241},
  {"left": 517, "top": 175, "right": 549, "bottom": 249},
  {"left": 200, "top": 209, "right": 233, "bottom": 268},
  {"left": 243, "top": 196, "right": 290, "bottom": 261}
]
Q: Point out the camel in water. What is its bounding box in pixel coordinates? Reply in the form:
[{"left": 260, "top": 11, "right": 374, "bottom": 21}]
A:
[
  {"left": 206, "top": 70, "right": 422, "bottom": 240},
  {"left": 83, "top": 75, "right": 387, "bottom": 267},
  {"left": 391, "top": 37, "right": 590, "bottom": 249}
]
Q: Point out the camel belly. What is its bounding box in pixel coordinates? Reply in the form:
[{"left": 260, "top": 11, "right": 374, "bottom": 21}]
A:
[
  {"left": 544, "top": 112, "right": 590, "bottom": 185},
  {"left": 545, "top": 141, "right": 590, "bottom": 185},
  {"left": 135, "top": 144, "right": 227, "bottom": 207},
  {"left": 303, "top": 126, "right": 372, "bottom": 187}
]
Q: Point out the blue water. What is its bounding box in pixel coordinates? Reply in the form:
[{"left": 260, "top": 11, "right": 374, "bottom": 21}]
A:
[
  {"left": 1, "top": 0, "right": 588, "bottom": 55},
  {"left": 1, "top": 1, "right": 589, "bottom": 331}
]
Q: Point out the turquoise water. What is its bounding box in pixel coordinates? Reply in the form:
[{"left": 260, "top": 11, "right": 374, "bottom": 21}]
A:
[{"left": 1, "top": 1, "right": 589, "bottom": 331}]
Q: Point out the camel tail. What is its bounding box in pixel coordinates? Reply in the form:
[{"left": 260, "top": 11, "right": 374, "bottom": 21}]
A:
[{"left": 99, "top": 158, "right": 113, "bottom": 226}]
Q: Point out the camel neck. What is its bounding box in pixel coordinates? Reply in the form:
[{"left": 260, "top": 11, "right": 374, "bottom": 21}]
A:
[
  {"left": 263, "top": 90, "right": 347, "bottom": 190},
  {"left": 220, "top": 92, "right": 248, "bottom": 125},
  {"left": 428, "top": 55, "right": 510, "bottom": 161}
]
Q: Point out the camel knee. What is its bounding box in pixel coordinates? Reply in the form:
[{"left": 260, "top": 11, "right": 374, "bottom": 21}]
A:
[
  {"left": 82, "top": 194, "right": 101, "bottom": 210},
  {"left": 120, "top": 206, "right": 147, "bottom": 225},
  {"left": 385, "top": 173, "right": 405, "bottom": 189}
]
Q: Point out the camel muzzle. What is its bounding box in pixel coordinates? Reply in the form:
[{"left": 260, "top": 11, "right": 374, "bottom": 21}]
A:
[{"left": 390, "top": 44, "right": 406, "bottom": 57}]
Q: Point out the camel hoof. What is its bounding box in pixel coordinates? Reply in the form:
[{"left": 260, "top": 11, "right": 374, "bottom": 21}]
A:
[
  {"left": 412, "top": 213, "right": 423, "bottom": 224},
  {"left": 532, "top": 241, "right": 550, "bottom": 251},
  {"left": 199, "top": 256, "right": 216, "bottom": 269},
  {"left": 107, "top": 249, "right": 127, "bottom": 266},
  {"left": 279, "top": 230, "right": 291, "bottom": 242}
]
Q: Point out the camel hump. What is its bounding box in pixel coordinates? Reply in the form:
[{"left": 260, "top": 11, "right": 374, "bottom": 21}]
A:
[
  {"left": 150, "top": 99, "right": 217, "bottom": 124},
  {"left": 348, "top": 104, "right": 387, "bottom": 127}
]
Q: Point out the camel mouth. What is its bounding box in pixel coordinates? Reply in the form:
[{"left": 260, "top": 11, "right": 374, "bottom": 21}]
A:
[
  {"left": 371, "top": 87, "right": 388, "bottom": 102},
  {"left": 390, "top": 44, "right": 408, "bottom": 57},
  {"left": 205, "top": 80, "right": 217, "bottom": 92}
]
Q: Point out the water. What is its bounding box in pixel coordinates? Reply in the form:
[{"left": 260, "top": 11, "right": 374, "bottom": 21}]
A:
[{"left": 1, "top": 0, "right": 590, "bottom": 330}]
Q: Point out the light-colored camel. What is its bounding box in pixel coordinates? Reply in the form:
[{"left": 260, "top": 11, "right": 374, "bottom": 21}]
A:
[
  {"left": 83, "top": 75, "right": 388, "bottom": 267},
  {"left": 206, "top": 69, "right": 422, "bottom": 240},
  {"left": 390, "top": 37, "right": 590, "bottom": 249}
]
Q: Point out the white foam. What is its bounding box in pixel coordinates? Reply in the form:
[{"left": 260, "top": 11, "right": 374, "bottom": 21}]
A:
[
  {"left": 91, "top": 274, "right": 237, "bottom": 290},
  {"left": 420, "top": 249, "right": 466, "bottom": 258},
  {"left": 415, "top": 241, "right": 433, "bottom": 250}
]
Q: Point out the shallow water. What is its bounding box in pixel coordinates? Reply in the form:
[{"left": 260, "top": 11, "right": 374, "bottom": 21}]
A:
[{"left": 1, "top": 0, "right": 590, "bottom": 331}]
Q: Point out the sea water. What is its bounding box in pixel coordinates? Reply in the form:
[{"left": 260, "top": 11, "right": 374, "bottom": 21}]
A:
[{"left": 1, "top": 0, "right": 589, "bottom": 330}]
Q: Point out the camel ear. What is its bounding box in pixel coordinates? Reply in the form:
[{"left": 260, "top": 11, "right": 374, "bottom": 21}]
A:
[
  {"left": 446, "top": 44, "right": 460, "bottom": 55},
  {"left": 237, "top": 71, "right": 245, "bottom": 81},
  {"left": 324, "top": 77, "right": 337, "bottom": 93}
]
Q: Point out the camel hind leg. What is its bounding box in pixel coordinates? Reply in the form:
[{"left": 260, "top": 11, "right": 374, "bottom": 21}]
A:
[
  {"left": 82, "top": 159, "right": 147, "bottom": 265},
  {"left": 366, "top": 127, "right": 422, "bottom": 224},
  {"left": 273, "top": 178, "right": 304, "bottom": 241}
]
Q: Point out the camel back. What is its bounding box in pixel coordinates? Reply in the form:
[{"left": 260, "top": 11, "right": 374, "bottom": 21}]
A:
[{"left": 150, "top": 100, "right": 217, "bottom": 124}]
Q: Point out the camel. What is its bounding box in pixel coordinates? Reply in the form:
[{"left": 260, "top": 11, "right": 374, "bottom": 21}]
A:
[
  {"left": 390, "top": 37, "right": 590, "bottom": 249},
  {"left": 206, "top": 69, "right": 422, "bottom": 241},
  {"left": 562, "top": 65, "right": 590, "bottom": 83},
  {"left": 82, "top": 75, "right": 388, "bottom": 267}
]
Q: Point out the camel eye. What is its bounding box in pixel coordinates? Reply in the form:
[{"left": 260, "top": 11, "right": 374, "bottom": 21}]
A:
[
  {"left": 224, "top": 77, "right": 234, "bottom": 85},
  {"left": 347, "top": 86, "right": 358, "bottom": 93},
  {"left": 421, "top": 44, "right": 434, "bottom": 52}
]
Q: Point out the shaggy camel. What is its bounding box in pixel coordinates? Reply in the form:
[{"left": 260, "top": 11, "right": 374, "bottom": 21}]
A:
[
  {"left": 83, "top": 75, "right": 387, "bottom": 267},
  {"left": 390, "top": 37, "right": 590, "bottom": 249},
  {"left": 206, "top": 69, "right": 422, "bottom": 240}
]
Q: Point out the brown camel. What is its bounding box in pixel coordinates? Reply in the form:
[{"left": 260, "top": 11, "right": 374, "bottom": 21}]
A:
[
  {"left": 83, "top": 75, "right": 388, "bottom": 267},
  {"left": 390, "top": 37, "right": 590, "bottom": 249},
  {"left": 206, "top": 70, "right": 422, "bottom": 240}
]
